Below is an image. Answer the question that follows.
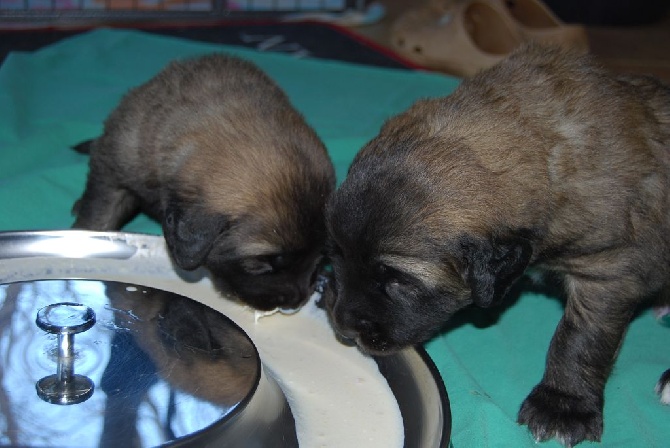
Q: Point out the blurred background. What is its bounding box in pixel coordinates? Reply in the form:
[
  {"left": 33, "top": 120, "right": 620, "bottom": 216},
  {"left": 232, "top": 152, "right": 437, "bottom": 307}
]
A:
[{"left": 1, "top": 0, "right": 669, "bottom": 82}]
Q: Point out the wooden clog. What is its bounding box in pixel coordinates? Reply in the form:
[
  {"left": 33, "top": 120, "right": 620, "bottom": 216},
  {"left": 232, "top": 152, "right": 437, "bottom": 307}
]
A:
[
  {"left": 390, "top": 0, "right": 588, "bottom": 77},
  {"left": 505, "top": 0, "right": 589, "bottom": 51},
  {"left": 390, "top": 0, "right": 524, "bottom": 77}
]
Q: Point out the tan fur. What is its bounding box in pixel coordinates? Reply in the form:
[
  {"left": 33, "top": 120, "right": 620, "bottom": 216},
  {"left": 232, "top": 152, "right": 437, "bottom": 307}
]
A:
[
  {"left": 370, "top": 46, "right": 670, "bottom": 273},
  {"left": 325, "top": 43, "right": 670, "bottom": 446},
  {"left": 73, "top": 54, "right": 335, "bottom": 310}
]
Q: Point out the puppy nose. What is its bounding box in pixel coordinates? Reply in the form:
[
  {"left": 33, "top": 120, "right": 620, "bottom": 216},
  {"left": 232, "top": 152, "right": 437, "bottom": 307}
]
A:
[
  {"left": 337, "top": 308, "right": 382, "bottom": 335},
  {"left": 332, "top": 309, "right": 362, "bottom": 335},
  {"left": 275, "top": 285, "right": 306, "bottom": 310},
  {"left": 275, "top": 295, "right": 300, "bottom": 310},
  {"left": 352, "top": 317, "right": 380, "bottom": 337},
  {"left": 333, "top": 327, "right": 357, "bottom": 347}
]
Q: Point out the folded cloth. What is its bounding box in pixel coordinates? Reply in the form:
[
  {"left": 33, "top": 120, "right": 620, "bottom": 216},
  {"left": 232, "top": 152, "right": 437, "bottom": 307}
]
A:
[{"left": 0, "top": 28, "right": 667, "bottom": 448}]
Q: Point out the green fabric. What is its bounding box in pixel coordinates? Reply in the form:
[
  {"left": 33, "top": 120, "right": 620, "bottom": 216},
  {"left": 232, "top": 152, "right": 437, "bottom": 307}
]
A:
[{"left": 0, "top": 28, "right": 667, "bottom": 447}]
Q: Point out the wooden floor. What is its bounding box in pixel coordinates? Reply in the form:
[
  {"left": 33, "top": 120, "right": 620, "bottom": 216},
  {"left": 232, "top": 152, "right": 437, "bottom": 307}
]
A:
[{"left": 347, "top": 0, "right": 670, "bottom": 83}]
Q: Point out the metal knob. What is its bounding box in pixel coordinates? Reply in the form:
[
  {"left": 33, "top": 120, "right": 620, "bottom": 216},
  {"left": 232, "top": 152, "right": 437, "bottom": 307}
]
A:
[{"left": 35, "top": 302, "right": 96, "bottom": 405}]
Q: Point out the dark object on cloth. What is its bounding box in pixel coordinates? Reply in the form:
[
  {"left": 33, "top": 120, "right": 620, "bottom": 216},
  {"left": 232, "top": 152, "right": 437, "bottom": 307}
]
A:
[{"left": 544, "top": 0, "right": 670, "bottom": 25}]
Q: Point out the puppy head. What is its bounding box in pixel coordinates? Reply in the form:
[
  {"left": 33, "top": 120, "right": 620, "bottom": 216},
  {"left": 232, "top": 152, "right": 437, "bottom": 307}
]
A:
[
  {"left": 163, "top": 127, "right": 335, "bottom": 311},
  {"left": 325, "top": 112, "right": 532, "bottom": 355},
  {"left": 203, "top": 205, "right": 330, "bottom": 312}
]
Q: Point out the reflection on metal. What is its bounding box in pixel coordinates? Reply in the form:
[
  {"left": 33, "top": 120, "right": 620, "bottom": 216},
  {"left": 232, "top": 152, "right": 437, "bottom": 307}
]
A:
[
  {"left": 35, "top": 303, "right": 96, "bottom": 405},
  {"left": 0, "top": 231, "right": 451, "bottom": 448},
  {"left": 0, "top": 278, "right": 298, "bottom": 447},
  {"left": 0, "top": 230, "right": 139, "bottom": 260}
]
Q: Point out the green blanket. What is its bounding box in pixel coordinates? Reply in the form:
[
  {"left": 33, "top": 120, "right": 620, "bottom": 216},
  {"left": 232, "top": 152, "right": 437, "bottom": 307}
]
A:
[{"left": 0, "top": 28, "right": 667, "bottom": 447}]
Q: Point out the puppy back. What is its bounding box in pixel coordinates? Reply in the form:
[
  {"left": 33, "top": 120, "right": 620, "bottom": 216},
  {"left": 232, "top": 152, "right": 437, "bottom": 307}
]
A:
[
  {"left": 334, "top": 43, "right": 670, "bottom": 254},
  {"left": 162, "top": 56, "right": 335, "bottom": 253}
]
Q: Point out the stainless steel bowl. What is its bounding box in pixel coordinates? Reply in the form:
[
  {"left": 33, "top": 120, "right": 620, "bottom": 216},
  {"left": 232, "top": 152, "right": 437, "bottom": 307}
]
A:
[{"left": 0, "top": 230, "right": 451, "bottom": 447}]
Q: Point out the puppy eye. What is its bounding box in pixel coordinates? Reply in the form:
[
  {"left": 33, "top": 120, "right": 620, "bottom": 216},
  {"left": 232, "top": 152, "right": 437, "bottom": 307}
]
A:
[
  {"left": 374, "top": 264, "right": 414, "bottom": 296},
  {"left": 384, "top": 277, "right": 419, "bottom": 304},
  {"left": 385, "top": 279, "right": 401, "bottom": 295},
  {"left": 375, "top": 263, "right": 395, "bottom": 282},
  {"left": 240, "top": 258, "right": 274, "bottom": 275},
  {"left": 271, "top": 254, "right": 292, "bottom": 270},
  {"left": 375, "top": 264, "right": 402, "bottom": 289}
]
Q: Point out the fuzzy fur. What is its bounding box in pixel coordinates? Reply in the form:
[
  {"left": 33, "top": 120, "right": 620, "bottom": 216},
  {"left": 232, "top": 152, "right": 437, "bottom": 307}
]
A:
[
  {"left": 325, "top": 43, "right": 670, "bottom": 446},
  {"left": 73, "top": 54, "right": 335, "bottom": 310}
]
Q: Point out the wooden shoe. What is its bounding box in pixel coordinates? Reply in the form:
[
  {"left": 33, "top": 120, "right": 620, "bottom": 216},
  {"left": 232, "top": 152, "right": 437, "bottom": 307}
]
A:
[{"left": 390, "top": 0, "right": 524, "bottom": 77}]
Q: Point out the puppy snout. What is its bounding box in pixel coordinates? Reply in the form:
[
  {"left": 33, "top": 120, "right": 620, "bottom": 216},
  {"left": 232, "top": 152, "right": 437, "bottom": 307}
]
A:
[
  {"left": 286, "top": 264, "right": 325, "bottom": 307},
  {"left": 279, "top": 275, "right": 323, "bottom": 309},
  {"left": 328, "top": 310, "right": 360, "bottom": 346},
  {"left": 333, "top": 307, "right": 379, "bottom": 341},
  {"left": 333, "top": 327, "right": 358, "bottom": 347},
  {"left": 275, "top": 287, "right": 304, "bottom": 310}
]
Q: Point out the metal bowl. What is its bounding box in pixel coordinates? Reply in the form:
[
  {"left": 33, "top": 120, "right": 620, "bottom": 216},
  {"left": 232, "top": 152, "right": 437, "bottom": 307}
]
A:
[{"left": 0, "top": 230, "right": 451, "bottom": 447}]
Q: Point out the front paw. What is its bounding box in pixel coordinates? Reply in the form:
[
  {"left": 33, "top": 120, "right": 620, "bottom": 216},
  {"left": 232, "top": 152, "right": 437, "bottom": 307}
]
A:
[
  {"left": 655, "top": 368, "right": 670, "bottom": 404},
  {"left": 517, "top": 384, "right": 603, "bottom": 447}
]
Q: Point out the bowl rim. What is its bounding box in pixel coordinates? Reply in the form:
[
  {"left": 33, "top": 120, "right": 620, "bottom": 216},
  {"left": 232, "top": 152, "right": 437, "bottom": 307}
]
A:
[{"left": 0, "top": 229, "right": 452, "bottom": 447}]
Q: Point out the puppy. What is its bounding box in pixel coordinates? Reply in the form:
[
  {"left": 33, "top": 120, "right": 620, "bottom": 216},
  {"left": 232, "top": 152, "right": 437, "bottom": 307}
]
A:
[
  {"left": 73, "top": 54, "right": 335, "bottom": 311},
  {"left": 325, "top": 43, "right": 670, "bottom": 446}
]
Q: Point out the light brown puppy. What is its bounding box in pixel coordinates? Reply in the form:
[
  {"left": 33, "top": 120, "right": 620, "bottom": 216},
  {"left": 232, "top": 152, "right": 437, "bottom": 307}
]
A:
[
  {"left": 73, "top": 54, "right": 335, "bottom": 311},
  {"left": 325, "top": 43, "right": 670, "bottom": 446}
]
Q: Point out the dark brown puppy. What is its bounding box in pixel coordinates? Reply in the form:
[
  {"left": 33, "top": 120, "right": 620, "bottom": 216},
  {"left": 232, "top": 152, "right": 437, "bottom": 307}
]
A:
[
  {"left": 325, "top": 43, "right": 670, "bottom": 446},
  {"left": 73, "top": 54, "right": 335, "bottom": 311}
]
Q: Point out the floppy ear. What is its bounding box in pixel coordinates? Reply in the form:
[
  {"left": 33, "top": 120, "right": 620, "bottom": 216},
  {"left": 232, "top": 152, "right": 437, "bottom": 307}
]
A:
[
  {"left": 162, "top": 198, "right": 230, "bottom": 271},
  {"left": 460, "top": 235, "right": 532, "bottom": 308}
]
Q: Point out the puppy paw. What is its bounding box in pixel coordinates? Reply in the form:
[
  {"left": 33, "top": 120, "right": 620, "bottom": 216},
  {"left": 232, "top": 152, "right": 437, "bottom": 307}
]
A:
[
  {"left": 655, "top": 368, "right": 670, "bottom": 405},
  {"left": 518, "top": 384, "right": 602, "bottom": 447},
  {"left": 654, "top": 305, "right": 670, "bottom": 327}
]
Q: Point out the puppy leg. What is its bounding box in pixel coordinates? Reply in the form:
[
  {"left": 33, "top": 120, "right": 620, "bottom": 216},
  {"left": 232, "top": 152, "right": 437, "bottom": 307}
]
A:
[
  {"left": 72, "top": 175, "right": 139, "bottom": 230},
  {"left": 518, "top": 276, "right": 637, "bottom": 447},
  {"left": 656, "top": 369, "right": 670, "bottom": 405}
]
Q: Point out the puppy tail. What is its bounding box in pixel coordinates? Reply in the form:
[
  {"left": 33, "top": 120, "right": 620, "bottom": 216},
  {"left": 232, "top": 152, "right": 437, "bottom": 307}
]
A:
[{"left": 72, "top": 139, "right": 94, "bottom": 154}]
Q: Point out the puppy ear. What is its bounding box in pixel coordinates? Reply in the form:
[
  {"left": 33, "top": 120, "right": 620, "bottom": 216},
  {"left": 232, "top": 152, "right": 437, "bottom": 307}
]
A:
[
  {"left": 162, "top": 199, "right": 230, "bottom": 271},
  {"left": 461, "top": 235, "right": 532, "bottom": 308}
]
